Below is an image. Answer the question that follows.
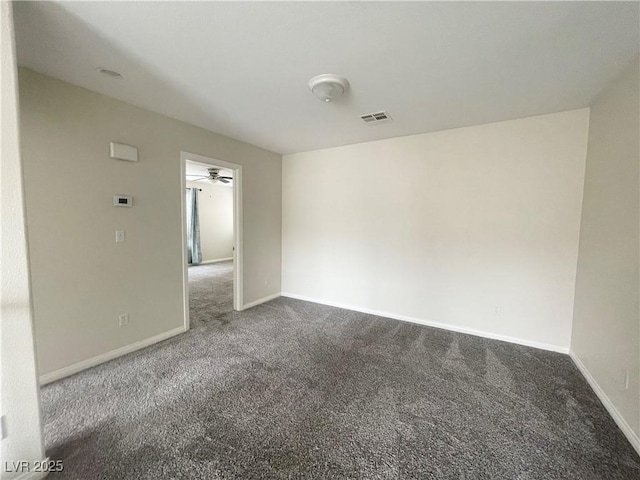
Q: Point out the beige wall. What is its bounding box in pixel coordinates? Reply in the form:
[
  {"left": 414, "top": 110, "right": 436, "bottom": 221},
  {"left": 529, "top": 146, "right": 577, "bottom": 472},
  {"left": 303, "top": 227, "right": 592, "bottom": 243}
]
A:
[
  {"left": 187, "top": 181, "right": 233, "bottom": 263},
  {"left": 571, "top": 58, "right": 640, "bottom": 442},
  {"left": 1, "top": 3, "right": 46, "bottom": 475},
  {"left": 283, "top": 109, "right": 590, "bottom": 351},
  {"left": 18, "top": 68, "right": 282, "bottom": 378}
]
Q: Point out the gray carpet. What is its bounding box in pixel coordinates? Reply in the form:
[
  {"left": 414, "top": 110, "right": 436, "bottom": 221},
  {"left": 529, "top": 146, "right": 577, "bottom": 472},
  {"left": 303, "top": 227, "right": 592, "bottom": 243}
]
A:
[
  {"left": 187, "top": 261, "right": 234, "bottom": 327},
  {"left": 40, "top": 268, "right": 639, "bottom": 479}
]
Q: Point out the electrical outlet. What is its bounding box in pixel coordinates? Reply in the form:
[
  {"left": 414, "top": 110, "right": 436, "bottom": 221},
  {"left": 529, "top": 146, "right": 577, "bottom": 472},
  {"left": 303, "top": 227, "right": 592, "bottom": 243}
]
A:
[
  {"left": 115, "top": 230, "right": 126, "bottom": 243},
  {"left": 119, "top": 313, "right": 129, "bottom": 327},
  {"left": 494, "top": 306, "right": 503, "bottom": 315}
]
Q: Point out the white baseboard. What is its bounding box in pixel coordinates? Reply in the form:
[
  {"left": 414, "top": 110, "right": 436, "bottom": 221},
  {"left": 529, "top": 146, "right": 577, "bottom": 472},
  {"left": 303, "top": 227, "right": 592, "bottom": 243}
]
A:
[
  {"left": 39, "top": 326, "right": 187, "bottom": 385},
  {"left": 569, "top": 350, "right": 640, "bottom": 456},
  {"left": 8, "top": 459, "right": 50, "bottom": 480},
  {"left": 280, "top": 292, "right": 569, "bottom": 354},
  {"left": 242, "top": 292, "right": 281, "bottom": 310},
  {"left": 199, "top": 257, "right": 233, "bottom": 265}
]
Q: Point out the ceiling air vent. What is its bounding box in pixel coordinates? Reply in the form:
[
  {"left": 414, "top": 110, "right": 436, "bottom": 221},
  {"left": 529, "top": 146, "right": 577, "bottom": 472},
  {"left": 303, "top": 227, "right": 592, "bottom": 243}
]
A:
[{"left": 360, "top": 111, "right": 392, "bottom": 125}]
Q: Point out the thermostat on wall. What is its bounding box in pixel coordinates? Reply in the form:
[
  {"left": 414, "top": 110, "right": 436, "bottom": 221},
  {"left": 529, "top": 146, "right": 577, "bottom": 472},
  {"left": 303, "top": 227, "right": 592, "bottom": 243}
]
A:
[{"left": 113, "top": 195, "right": 133, "bottom": 207}]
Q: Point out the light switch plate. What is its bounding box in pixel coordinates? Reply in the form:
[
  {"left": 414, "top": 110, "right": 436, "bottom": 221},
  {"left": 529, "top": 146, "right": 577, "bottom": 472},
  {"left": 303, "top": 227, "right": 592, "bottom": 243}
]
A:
[{"left": 115, "top": 230, "right": 125, "bottom": 243}]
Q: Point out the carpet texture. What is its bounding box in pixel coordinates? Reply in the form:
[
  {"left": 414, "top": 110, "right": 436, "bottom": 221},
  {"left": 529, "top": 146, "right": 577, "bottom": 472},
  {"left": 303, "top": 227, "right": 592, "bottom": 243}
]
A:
[
  {"left": 187, "top": 261, "right": 234, "bottom": 327},
  {"left": 40, "top": 267, "right": 639, "bottom": 479}
]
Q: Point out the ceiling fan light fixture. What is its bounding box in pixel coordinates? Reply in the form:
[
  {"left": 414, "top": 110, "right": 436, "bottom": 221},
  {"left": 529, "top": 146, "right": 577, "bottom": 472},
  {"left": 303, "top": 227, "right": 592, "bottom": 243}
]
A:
[
  {"left": 308, "top": 74, "right": 349, "bottom": 103},
  {"left": 186, "top": 167, "right": 233, "bottom": 184}
]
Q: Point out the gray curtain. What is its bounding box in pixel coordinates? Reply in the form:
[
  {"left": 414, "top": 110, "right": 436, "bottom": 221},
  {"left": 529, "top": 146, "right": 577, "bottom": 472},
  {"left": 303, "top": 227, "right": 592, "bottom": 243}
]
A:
[{"left": 186, "top": 188, "right": 202, "bottom": 265}]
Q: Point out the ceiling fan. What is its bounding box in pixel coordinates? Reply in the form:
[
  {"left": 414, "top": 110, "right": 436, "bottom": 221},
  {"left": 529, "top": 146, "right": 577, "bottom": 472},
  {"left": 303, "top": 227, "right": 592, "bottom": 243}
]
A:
[{"left": 187, "top": 168, "right": 233, "bottom": 184}]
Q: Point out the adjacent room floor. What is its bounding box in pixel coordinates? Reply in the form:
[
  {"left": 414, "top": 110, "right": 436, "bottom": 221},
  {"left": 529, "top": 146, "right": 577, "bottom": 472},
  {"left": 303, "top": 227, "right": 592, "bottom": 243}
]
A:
[
  {"left": 40, "top": 294, "right": 639, "bottom": 479},
  {"left": 188, "top": 260, "right": 234, "bottom": 327}
]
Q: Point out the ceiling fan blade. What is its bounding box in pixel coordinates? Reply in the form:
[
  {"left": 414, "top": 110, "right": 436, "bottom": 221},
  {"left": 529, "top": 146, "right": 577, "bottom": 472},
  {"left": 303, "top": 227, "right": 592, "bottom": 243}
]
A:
[
  {"left": 218, "top": 176, "right": 233, "bottom": 180},
  {"left": 187, "top": 175, "right": 210, "bottom": 180},
  {"left": 218, "top": 178, "right": 230, "bottom": 184}
]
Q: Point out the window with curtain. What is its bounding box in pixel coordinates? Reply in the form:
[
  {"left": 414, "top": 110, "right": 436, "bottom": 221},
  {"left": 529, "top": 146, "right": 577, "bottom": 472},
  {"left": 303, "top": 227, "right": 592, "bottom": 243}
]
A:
[{"left": 186, "top": 188, "right": 202, "bottom": 265}]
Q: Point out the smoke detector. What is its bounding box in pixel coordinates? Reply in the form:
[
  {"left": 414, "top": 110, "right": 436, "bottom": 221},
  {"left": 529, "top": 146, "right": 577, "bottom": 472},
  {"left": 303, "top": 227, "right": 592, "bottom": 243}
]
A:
[{"left": 308, "top": 74, "right": 349, "bottom": 103}]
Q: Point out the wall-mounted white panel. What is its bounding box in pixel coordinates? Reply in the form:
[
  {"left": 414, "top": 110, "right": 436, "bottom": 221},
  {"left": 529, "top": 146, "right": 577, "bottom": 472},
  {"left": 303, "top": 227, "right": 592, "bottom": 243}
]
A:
[{"left": 109, "top": 141, "right": 138, "bottom": 162}]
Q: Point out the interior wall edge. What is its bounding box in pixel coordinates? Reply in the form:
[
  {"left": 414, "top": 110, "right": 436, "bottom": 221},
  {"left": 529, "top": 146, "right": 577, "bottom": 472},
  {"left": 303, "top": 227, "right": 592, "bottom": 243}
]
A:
[
  {"left": 197, "top": 257, "right": 234, "bottom": 265},
  {"left": 18, "top": 68, "right": 282, "bottom": 377},
  {"left": 242, "top": 292, "right": 282, "bottom": 311},
  {"left": 569, "top": 349, "right": 640, "bottom": 456},
  {"left": 39, "top": 325, "right": 186, "bottom": 385},
  {"left": 281, "top": 292, "right": 570, "bottom": 354}
]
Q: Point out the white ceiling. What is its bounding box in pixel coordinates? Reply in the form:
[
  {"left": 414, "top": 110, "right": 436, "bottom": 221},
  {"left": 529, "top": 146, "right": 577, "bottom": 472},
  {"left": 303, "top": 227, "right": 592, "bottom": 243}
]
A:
[{"left": 14, "top": 1, "right": 639, "bottom": 155}]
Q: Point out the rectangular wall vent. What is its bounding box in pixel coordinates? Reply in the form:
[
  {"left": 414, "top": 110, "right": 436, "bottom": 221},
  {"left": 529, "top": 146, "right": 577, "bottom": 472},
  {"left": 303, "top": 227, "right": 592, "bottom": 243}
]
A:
[{"left": 360, "top": 111, "right": 392, "bottom": 125}]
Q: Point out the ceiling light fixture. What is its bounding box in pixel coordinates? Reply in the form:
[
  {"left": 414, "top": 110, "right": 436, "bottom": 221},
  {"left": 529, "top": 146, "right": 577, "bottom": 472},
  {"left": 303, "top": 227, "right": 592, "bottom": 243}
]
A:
[
  {"left": 308, "top": 74, "right": 349, "bottom": 103},
  {"left": 96, "top": 67, "right": 123, "bottom": 79}
]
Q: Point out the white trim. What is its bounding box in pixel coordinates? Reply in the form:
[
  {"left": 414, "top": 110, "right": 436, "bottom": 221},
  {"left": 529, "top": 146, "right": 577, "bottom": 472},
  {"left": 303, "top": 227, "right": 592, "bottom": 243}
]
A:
[
  {"left": 569, "top": 350, "right": 640, "bottom": 455},
  {"left": 39, "top": 326, "right": 186, "bottom": 385},
  {"left": 181, "top": 152, "right": 243, "bottom": 318},
  {"left": 180, "top": 157, "right": 191, "bottom": 331},
  {"left": 10, "top": 461, "right": 50, "bottom": 480},
  {"left": 233, "top": 164, "right": 244, "bottom": 310},
  {"left": 281, "top": 292, "right": 569, "bottom": 354},
  {"left": 242, "top": 292, "right": 281, "bottom": 310},
  {"left": 197, "top": 257, "right": 233, "bottom": 265}
]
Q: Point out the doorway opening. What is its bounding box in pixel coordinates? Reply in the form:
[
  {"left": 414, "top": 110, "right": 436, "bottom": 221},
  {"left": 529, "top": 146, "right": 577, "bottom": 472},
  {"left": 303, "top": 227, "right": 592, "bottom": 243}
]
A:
[{"left": 180, "top": 151, "right": 243, "bottom": 330}]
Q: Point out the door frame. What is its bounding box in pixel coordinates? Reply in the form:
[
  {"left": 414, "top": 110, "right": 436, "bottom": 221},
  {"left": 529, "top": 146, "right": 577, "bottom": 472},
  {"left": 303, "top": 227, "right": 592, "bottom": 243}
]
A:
[{"left": 180, "top": 151, "right": 243, "bottom": 331}]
